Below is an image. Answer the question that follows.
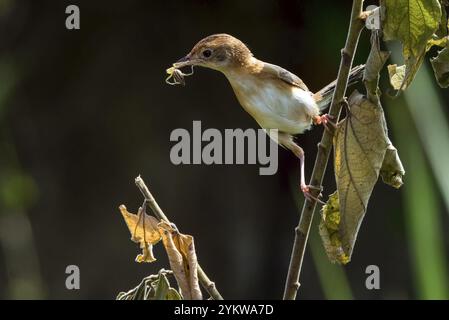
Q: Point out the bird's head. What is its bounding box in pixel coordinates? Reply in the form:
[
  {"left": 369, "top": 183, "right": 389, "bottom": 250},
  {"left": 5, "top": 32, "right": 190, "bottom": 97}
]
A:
[{"left": 173, "top": 34, "right": 253, "bottom": 73}]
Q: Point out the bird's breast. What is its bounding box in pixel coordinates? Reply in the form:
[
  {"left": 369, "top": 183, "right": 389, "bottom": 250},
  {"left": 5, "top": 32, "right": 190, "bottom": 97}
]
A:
[{"left": 227, "top": 75, "right": 319, "bottom": 134}]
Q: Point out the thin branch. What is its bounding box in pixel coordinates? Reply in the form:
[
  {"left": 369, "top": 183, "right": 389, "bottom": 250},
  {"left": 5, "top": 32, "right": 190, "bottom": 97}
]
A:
[
  {"left": 283, "top": 0, "right": 366, "bottom": 300},
  {"left": 134, "top": 175, "right": 224, "bottom": 300}
]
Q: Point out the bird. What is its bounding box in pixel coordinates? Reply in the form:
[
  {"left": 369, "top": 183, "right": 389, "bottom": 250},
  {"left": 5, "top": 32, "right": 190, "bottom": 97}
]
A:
[{"left": 171, "top": 33, "right": 364, "bottom": 200}]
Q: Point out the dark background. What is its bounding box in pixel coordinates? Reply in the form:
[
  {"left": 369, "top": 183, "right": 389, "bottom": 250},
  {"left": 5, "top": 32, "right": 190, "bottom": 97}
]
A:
[{"left": 0, "top": 0, "right": 448, "bottom": 299}]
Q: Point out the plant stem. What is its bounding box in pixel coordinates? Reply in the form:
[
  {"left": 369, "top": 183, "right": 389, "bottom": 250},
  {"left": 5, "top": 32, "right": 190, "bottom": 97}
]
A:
[
  {"left": 134, "top": 175, "right": 224, "bottom": 300},
  {"left": 282, "top": 0, "right": 365, "bottom": 300}
]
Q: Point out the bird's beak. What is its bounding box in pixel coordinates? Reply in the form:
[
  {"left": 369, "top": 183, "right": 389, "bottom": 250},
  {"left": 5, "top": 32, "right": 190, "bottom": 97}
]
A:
[{"left": 173, "top": 54, "right": 197, "bottom": 68}]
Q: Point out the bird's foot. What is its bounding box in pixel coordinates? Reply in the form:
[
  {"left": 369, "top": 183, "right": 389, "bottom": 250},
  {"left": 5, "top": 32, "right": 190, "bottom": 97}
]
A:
[
  {"left": 313, "top": 114, "right": 336, "bottom": 132},
  {"left": 300, "top": 184, "right": 325, "bottom": 204}
]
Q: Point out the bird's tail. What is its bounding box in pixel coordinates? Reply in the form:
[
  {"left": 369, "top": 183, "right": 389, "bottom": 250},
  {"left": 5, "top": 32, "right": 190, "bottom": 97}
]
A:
[{"left": 313, "top": 64, "right": 365, "bottom": 110}]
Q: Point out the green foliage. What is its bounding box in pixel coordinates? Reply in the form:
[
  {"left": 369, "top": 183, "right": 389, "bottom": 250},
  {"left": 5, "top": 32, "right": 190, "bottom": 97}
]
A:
[{"left": 382, "top": 0, "right": 442, "bottom": 89}]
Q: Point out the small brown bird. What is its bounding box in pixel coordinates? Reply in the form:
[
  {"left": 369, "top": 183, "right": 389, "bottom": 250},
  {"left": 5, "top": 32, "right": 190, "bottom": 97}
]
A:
[{"left": 172, "top": 34, "right": 364, "bottom": 200}]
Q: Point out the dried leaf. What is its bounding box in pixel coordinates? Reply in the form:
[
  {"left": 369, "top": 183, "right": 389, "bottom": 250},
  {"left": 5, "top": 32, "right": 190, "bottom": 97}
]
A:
[
  {"left": 119, "top": 204, "right": 161, "bottom": 263},
  {"left": 158, "top": 221, "right": 202, "bottom": 300},
  {"left": 319, "top": 191, "right": 350, "bottom": 264},
  {"left": 332, "top": 91, "right": 389, "bottom": 261},
  {"left": 381, "top": 0, "right": 442, "bottom": 89},
  {"left": 380, "top": 142, "right": 405, "bottom": 188},
  {"left": 387, "top": 64, "right": 406, "bottom": 91}
]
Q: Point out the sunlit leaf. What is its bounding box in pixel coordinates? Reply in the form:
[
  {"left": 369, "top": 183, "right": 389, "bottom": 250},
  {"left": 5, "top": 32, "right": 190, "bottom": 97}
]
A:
[
  {"left": 387, "top": 64, "right": 406, "bottom": 90},
  {"left": 119, "top": 204, "right": 161, "bottom": 263},
  {"left": 382, "top": 0, "right": 442, "bottom": 89},
  {"left": 427, "top": 36, "right": 448, "bottom": 51}
]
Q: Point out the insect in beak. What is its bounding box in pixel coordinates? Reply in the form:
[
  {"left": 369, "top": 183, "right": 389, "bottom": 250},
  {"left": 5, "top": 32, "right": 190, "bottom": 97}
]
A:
[{"left": 165, "top": 65, "right": 194, "bottom": 86}]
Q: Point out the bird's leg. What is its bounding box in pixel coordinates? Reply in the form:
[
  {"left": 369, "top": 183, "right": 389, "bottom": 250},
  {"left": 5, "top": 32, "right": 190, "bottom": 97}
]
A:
[
  {"left": 278, "top": 133, "right": 324, "bottom": 204},
  {"left": 298, "top": 151, "right": 324, "bottom": 204}
]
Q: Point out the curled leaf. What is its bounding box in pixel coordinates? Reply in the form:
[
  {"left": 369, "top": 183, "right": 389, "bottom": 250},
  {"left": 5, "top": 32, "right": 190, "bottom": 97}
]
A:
[
  {"left": 158, "top": 221, "right": 202, "bottom": 300},
  {"left": 364, "top": 32, "right": 390, "bottom": 103},
  {"left": 381, "top": 0, "right": 442, "bottom": 89},
  {"left": 119, "top": 204, "right": 161, "bottom": 263},
  {"left": 380, "top": 142, "right": 405, "bottom": 188},
  {"left": 332, "top": 91, "right": 389, "bottom": 261}
]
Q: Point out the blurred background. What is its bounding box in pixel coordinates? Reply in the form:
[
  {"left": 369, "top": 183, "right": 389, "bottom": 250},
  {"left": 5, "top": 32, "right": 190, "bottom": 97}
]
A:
[{"left": 0, "top": 0, "right": 448, "bottom": 299}]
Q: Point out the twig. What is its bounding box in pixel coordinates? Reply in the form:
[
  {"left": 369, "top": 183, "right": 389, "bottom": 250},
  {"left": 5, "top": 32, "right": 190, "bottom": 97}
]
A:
[
  {"left": 134, "top": 175, "right": 224, "bottom": 300},
  {"left": 283, "top": 0, "right": 365, "bottom": 300}
]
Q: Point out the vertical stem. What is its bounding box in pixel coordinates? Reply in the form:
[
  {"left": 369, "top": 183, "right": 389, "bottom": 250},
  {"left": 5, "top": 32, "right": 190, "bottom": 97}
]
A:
[
  {"left": 283, "top": 0, "right": 365, "bottom": 300},
  {"left": 135, "top": 176, "right": 224, "bottom": 300}
]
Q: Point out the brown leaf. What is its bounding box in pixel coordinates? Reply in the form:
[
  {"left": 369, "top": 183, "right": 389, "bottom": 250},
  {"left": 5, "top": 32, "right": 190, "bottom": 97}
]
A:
[
  {"left": 119, "top": 204, "right": 161, "bottom": 263},
  {"left": 158, "top": 221, "right": 202, "bottom": 300},
  {"left": 332, "top": 91, "right": 389, "bottom": 261}
]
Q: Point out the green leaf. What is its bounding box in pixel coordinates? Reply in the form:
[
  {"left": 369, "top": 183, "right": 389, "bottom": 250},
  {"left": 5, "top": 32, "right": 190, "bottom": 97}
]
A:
[
  {"left": 382, "top": 0, "right": 442, "bottom": 89},
  {"left": 431, "top": 45, "right": 449, "bottom": 86},
  {"left": 116, "top": 269, "right": 183, "bottom": 300},
  {"left": 167, "top": 288, "right": 183, "bottom": 300},
  {"left": 154, "top": 272, "right": 170, "bottom": 300}
]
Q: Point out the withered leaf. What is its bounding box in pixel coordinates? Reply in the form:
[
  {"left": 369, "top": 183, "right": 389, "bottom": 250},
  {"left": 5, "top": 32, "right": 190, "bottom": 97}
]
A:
[
  {"left": 119, "top": 204, "right": 161, "bottom": 263},
  {"left": 332, "top": 91, "right": 389, "bottom": 262},
  {"left": 158, "top": 221, "right": 202, "bottom": 300}
]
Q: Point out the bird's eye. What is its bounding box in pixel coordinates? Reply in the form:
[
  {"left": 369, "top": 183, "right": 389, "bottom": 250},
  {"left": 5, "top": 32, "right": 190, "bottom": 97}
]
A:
[{"left": 202, "top": 49, "right": 212, "bottom": 58}]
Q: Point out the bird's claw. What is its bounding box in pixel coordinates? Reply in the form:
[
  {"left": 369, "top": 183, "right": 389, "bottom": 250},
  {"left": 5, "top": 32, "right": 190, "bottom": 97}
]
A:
[
  {"left": 300, "top": 184, "right": 325, "bottom": 204},
  {"left": 314, "top": 114, "right": 337, "bottom": 132}
]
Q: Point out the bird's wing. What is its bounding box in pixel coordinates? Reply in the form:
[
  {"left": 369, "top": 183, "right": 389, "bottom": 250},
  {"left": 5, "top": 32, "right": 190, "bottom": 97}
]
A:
[{"left": 262, "top": 62, "right": 309, "bottom": 92}]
